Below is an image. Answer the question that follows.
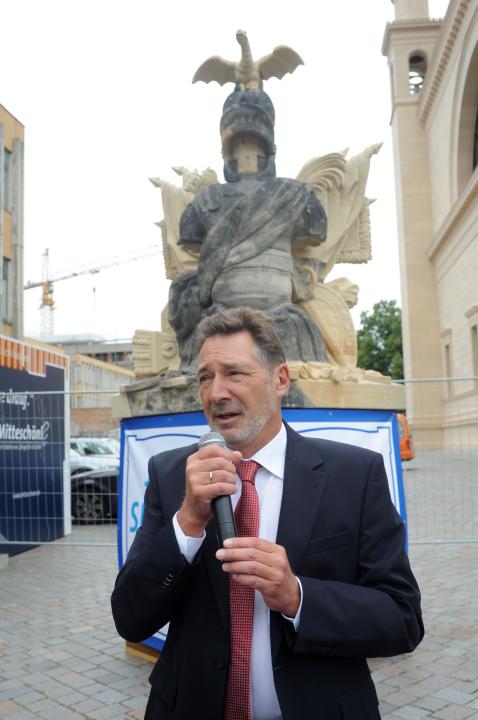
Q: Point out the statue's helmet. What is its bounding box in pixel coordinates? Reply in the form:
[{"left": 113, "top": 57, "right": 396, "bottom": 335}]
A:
[{"left": 220, "top": 89, "right": 275, "bottom": 161}]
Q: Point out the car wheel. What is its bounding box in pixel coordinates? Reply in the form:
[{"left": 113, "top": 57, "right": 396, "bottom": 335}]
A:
[{"left": 72, "top": 485, "right": 105, "bottom": 525}]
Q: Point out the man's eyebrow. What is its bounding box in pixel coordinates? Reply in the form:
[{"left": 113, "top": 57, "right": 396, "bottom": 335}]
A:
[{"left": 196, "top": 361, "right": 251, "bottom": 375}]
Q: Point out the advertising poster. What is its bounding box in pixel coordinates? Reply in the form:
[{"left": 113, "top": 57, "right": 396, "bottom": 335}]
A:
[
  {"left": 119, "top": 408, "right": 405, "bottom": 652},
  {"left": 0, "top": 336, "right": 68, "bottom": 550}
]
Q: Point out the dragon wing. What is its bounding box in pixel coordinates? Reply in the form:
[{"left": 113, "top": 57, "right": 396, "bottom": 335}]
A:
[
  {"left": 295, "top": 145, "right": 381, "bottom": 277},
  {"left": 192, "top": 56, "right": 237, "bottom": 85},
  {"left": 257, "top": 45, "right": 304, "bottom": 80}
]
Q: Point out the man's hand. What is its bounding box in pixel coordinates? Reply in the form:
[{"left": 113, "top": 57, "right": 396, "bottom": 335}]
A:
[
  {"left": 177, "top": 444, "right": 242, "bottom": 537},
  {"left": 216, "top": 537, "right": 301, "bottom": 617}
]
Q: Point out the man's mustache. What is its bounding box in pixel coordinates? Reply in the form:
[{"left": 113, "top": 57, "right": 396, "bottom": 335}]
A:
[{"left": 210, "top": 402, "right": 244, "bottom": 415}]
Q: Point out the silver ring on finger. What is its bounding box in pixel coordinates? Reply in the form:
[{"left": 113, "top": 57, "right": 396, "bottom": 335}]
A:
[{"left": 209, "top": 470, "right": 214, "bottom": 483}]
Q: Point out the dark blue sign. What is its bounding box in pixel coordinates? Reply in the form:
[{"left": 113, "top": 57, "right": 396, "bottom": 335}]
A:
[{"left": 0, "top": 345, "right": 67, "bottom": 549}]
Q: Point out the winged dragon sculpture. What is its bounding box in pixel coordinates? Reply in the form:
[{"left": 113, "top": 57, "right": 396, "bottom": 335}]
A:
[{"left": 193, "top": 30, "right": 303, "bottom": 90}]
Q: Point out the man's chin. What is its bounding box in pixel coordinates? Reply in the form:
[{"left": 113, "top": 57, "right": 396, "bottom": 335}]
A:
[{"left": 211, "top": 421, "right": 241, "bottom": 443}]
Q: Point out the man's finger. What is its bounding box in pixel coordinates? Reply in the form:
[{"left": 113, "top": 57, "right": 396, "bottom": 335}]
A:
[
  {"left": 223, "top": 536, "right": 276, "bottom": 551},
  {"left": 221, "top": 560, "right": 278, "bottom": 581},
  {"left": 216, "top": 548, "right": 275, "bottom": 566},
  {"left": 199, "top": 481, "right": 238, "bottom": 499}
]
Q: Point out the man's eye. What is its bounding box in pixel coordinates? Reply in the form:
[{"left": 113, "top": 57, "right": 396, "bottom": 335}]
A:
[{"left": 198, "top": 375, "right": 211, "bottom": 384}]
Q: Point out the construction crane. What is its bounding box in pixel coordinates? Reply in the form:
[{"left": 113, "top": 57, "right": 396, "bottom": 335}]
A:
[{"left": 24, "top": 245, "right": 161, "bottom": 335}]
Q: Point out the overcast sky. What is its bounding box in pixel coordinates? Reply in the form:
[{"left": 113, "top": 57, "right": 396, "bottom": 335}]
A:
[{"left": 1, "top": 0, "right": 449, "bottom": 341}]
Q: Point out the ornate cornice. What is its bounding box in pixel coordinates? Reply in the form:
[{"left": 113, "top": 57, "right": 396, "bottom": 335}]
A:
[
  {"left": 418, "top": 0, "right": 470, "bottom": 124},
  {"left": 382, "top": 18, "right": 441, "bottom": 56},
  {"left": 428, "top": 168, "right": 478, "bottom": 259}
]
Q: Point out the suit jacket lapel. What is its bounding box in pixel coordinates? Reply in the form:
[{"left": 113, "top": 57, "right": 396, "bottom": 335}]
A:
[{"left": 272, "top": 424, "right": 329, "bottom": 661}]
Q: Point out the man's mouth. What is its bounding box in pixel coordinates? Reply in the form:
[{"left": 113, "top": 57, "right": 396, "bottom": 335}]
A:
[
  {"left": 213, "top": 411, "right": 241, "bottom": 421},
  {"left": 211, "top": 406, "right": 243, "bottom": 423}
]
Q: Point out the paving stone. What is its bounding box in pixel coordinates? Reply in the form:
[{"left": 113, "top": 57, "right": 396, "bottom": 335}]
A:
[
  {"left": 433, "top": 705, "right": 478, "bottom": 720},
  {"left": 0, "top": 701, "right": 19, "bottom": 717},
  {"left": 383, "top": 690, "right": 420, "bottom": 707},
  {"left": 391, "top": 705, "right": 431, "bottom": 719},
  {"left": 434, "top": 688, "right": 477, "bottom": 705},
  {"left": 416, "top": 696, "right": 450, "bottom": 712},
  {"left": 87, "top": 703, "right": 131, "bottom": 719},
  {"left": 93, "top": 688, "right": 129, "bottom": 704},
  {"left": 1, "top": 711, "right": 39, "bottom": 720},
  {"left": 71, "top": 697, "right": 105, "bottom": 713},
  {"left": 37, "top": 707, "right": 85, "bottom": 720},
  {"left": 15, "top": 690, "right": 44, "bottom": 705}
]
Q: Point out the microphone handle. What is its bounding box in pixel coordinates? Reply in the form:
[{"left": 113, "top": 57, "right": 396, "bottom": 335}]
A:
[{"left": 211, "top": 495, "right": 237, "bottom": 547}]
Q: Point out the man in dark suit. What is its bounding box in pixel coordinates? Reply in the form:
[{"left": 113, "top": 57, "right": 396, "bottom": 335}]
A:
[{"left": 111, "top": 307, "right": 423, "bottom": 720}]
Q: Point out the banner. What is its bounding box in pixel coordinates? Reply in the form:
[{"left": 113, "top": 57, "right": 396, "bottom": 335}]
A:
[{"left": 0, "top": 336, "right": 68, "bottom": 547}]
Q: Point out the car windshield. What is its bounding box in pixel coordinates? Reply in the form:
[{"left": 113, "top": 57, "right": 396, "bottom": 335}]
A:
[{"left": 78, "top": 440, "right": 115, "bottom": 456}]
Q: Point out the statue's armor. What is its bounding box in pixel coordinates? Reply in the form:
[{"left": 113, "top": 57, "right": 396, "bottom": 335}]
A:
[
  {"left": 168, "top": 89, "right": 329, "bottom": 369},
  {"left": 179, "top": 178, "right": 325, "bottom": 309}
]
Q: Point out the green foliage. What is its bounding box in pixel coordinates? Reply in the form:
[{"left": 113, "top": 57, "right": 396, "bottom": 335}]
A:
[{"left": 357, "top": 300, "right": 404, "bottom": 379}]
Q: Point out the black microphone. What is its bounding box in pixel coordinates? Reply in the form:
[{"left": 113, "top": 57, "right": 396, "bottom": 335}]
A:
[{"left": 198, "top": 431, "right": 237, "bottom": 547}]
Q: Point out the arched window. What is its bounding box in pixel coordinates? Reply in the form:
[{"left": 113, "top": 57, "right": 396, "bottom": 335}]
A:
[
  {"left": 456, "top": 43, "right": 478, "bottom": 194},
  {"left": 409, "top": 53, "right": 427, "bottom": 94}
]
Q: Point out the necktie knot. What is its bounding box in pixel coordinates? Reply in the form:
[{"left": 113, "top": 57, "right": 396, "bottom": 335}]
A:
[{"left": 237, "top": 460, "right": 260, "bottom": 485}]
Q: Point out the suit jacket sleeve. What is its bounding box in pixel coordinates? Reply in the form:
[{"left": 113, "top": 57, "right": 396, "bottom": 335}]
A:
[
  {"left": 111, "top": 452, "right": 197, "bottom": 643},
  {"left": 292, "top": 453, "right": 424, "bottom": 659}
]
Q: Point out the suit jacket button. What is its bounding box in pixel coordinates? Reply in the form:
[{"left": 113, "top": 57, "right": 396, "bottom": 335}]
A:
[{"left": 216, "top": 657, "right": 225, "bottom": 669}]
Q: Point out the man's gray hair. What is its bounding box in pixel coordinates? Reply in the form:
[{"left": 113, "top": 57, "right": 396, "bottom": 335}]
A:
[{"left": 195, "top": 307, "right": 286, "bottom": 370}]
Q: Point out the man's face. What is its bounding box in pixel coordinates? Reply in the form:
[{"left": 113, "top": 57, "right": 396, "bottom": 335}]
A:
[{"left": 197, "top": 331, "right": 289, "bottom": 456}]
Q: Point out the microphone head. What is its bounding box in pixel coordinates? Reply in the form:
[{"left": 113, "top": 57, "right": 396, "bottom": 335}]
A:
[{"left": 198, "top": 431, "right": 226, "bottom": 449}]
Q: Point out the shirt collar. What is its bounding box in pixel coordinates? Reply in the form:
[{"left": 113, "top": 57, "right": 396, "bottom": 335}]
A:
[{"left": 248, "top": 422, "right": 287, "bottom": 480}]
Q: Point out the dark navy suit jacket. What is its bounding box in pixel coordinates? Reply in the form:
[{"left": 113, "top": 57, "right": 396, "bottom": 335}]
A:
[{"left": 111, "top": 424, "right": 423, "bottom": 720}]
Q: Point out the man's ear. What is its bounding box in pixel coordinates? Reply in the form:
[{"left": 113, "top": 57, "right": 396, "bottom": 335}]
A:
[{"left": 275, "top": 363, "right": 290, "bottom": 399}]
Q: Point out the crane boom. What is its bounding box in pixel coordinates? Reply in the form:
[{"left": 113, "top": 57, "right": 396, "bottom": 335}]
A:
[
  {"left": 24, "top": 244, "right": 161, "bottom": 290},
  {"left": 24, "top": 244, "right": 162, "bottom": 335}
]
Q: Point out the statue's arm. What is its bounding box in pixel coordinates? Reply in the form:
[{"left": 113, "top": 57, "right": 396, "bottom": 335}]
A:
[
  {"left": 178, "top": 201, "right": 206, "bottom": 249},
  {"left": 293, "top": 187, "right": 327, "bottom": 248}
]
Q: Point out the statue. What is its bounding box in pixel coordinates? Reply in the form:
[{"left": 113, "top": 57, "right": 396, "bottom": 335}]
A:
[
  {"left": 169, "top": 85, "right": 329, "bottom": 368},
  {"left": 118, "top": 30, "right": 407, "bottom": 418},
  {"left": 144, "top": 31, "right": 381, "bottom": 375}
]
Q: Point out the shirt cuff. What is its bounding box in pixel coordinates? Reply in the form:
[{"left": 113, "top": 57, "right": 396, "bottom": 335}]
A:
[
  {"left": 172, "top": 512, "right": 206, "bottom": 564},
  {"left": 281, "top": 576, "right": 303, "bottom": 631}
]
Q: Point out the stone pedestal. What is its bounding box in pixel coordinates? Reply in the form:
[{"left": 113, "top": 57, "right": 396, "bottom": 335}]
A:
[{"left": 112, "top": 365, "right": 405, "bottom": 420}]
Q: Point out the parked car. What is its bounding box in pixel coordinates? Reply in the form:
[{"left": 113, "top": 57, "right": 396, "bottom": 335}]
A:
[
  {"left": 70, "top": 437, "right": 119, "bottom": 460},
  {"left": 70, "top": 447, "right": 119, "bottom": 476},
  {"left": 102, "top": 437, "right": 121, "bottom": 456},
  {"left": 70, "top": 467, "right": 118, "bottom": 525},
  {"left": 69, "top": 438, "right": 120, "bottom": 523},
  {"left": 397, "top": 413, "right": 415, "bottom": 461}
]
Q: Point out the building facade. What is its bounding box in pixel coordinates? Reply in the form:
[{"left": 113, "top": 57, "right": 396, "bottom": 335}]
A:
[
  {"left": 0, "top": 105, "right": 24, "bottom": 339},
  {"left": 383, "top": 0, "right": 478, "bottom": 448},
  {"left": 40, "top": 334, "right": 133, "bottom": 370},
  {"left": 69, "top": 353, "right": 134, "bottom": 437}
]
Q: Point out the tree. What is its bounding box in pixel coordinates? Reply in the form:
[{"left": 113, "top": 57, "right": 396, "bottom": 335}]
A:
[{"left": 357, "top": 300, "right": 404, "bottom": 379}]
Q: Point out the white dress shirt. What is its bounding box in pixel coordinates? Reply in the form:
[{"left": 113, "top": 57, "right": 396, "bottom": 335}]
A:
[{"left": 173, "top": 423, "right": 302, "bottom": 720}]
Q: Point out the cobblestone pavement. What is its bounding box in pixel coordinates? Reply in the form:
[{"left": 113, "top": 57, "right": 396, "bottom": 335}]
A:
[{"left": 1, "top": 537, "right": 477, "bottom": 719}]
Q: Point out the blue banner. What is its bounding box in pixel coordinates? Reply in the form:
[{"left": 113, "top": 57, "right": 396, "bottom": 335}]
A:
[{"left": 0, "top": 337, "right": 68, "bottom": 547}]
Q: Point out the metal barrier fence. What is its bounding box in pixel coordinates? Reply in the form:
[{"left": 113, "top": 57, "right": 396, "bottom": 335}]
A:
[
  {"left": 0, "top": 380, "right": 477, "bottom": 550},
  {"left": 398, "top": 377, "right": 478, "bottom": 545},
  {"left": 0, "top": 390, "right": 119, "bottom": 550}
]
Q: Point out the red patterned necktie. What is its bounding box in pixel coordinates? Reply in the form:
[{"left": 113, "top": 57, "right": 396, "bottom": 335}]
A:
[{"left": 224, "top": 460, "right": 261, "bottom": 720}]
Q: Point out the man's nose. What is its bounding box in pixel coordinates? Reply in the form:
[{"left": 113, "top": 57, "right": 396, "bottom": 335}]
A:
[{"left": 209, "top": 375, "right": 232, "bottom": 402}]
